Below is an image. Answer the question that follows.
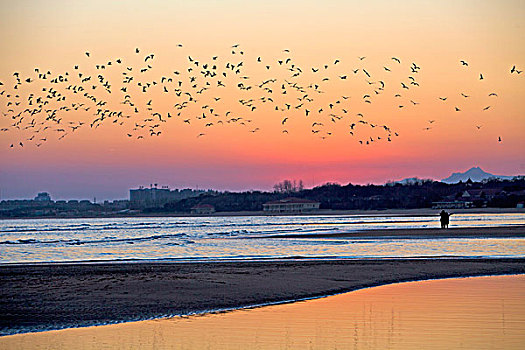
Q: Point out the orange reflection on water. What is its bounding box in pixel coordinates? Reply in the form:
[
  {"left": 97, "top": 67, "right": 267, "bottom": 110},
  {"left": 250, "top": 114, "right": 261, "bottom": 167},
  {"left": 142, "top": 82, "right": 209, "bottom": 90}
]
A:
[{"left": 2, "top": 275, "right": 524, "bottom": 349}]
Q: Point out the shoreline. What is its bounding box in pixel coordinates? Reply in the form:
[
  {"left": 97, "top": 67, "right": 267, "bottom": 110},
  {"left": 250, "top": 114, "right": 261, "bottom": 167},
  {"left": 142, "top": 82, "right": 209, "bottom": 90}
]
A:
[
  {"left": 2, "top": 272, "right": 524, "bottom": 340},
  {"left": 256, "top": 224, "right": 525, "bottom": 239},
  {"left": 1, "top": 275, "right": 523, "bottom": 349},
  {"left": 1, "top": 258, "right": 524, "bottom": 336},
  {"left": 2, "top": 207, "right": 524, "bottom": 220}
]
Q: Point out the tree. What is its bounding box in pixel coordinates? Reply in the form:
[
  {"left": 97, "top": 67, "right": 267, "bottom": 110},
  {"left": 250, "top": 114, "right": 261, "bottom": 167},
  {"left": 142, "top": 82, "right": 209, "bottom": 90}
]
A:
[{"left": 273, "top": 179, "right": 305, "bottom": 193}]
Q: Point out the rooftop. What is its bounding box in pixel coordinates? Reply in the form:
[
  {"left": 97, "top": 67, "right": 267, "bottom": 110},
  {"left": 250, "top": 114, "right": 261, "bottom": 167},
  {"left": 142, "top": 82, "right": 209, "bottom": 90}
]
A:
[
  {"left": 264, "top": 197, "right": 319, "bottom": 205},
  {"left": 191, "top": 204, "right": 215, "bottom": 209}
]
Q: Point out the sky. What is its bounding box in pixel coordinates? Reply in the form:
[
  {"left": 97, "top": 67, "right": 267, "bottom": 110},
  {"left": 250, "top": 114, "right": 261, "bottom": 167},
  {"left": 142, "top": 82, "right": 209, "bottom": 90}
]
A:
[{"left": 0, "top": 0, "right": 524, "bottom": 200}]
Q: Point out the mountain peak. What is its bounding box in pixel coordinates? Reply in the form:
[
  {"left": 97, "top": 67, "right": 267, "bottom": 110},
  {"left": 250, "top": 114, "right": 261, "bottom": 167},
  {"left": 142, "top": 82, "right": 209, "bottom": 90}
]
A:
[{"left": 442, "top": 167, "right": 514, "bottom": 184}]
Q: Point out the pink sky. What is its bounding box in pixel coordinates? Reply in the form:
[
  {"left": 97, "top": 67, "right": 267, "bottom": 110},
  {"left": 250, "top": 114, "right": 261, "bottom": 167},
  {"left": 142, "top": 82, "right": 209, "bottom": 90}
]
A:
[{"left": 0, "top": 1, "right": 524, "bottom": 200}]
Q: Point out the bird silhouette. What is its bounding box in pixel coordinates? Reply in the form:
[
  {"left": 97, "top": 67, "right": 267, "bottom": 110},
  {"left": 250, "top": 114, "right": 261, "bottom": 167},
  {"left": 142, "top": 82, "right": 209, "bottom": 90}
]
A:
[{"left": 3, "top": 45, "right": 488, "bottom": 149}]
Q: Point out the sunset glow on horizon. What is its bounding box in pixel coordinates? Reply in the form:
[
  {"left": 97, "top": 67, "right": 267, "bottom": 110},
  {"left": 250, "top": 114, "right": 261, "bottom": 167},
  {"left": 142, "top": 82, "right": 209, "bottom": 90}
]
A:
[{"left": 1, "top": 0, "right": 524, "bottom": 200}]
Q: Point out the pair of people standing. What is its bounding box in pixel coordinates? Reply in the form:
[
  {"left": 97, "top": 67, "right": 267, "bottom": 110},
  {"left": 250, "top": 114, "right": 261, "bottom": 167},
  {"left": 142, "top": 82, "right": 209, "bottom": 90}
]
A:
[{"left": 439, "top": 210, "right": 451, "bottom": 229}]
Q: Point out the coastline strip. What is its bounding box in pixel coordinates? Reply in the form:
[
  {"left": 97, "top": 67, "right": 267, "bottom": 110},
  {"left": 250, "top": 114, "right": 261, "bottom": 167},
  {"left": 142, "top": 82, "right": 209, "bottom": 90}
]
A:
[
  {"left": 1, "top": 257, "right": 524, "bottom": 336},
  {"left": 255, "top": 225, "right": 525, "bottom": 238}
]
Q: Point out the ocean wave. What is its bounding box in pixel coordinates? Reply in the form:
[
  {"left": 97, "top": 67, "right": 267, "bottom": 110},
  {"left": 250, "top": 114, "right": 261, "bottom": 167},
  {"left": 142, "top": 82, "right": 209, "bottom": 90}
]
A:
[
  {"left": 0, "top": 221, "right": 195, "bottom": 233},
  {"left": 0, "top": 225, "right": 344, "bottom": 248},
  {"left": 0, "top": 232, "right": 188, "bottom": 246},
  {"left": 0, "top": 218, "right": 439, "bottom": 234}
]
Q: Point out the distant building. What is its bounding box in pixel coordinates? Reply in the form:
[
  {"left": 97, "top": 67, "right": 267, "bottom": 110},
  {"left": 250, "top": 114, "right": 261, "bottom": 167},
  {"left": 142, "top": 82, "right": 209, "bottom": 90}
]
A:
[
  {"left": 458, "top": 189, "right": 507, "bottom": 207},
  {"left": 263, "top": 197, "right": 320, "bottom": 213},
  {"left": 461, "top": 189, "right": 505, "bottom": 201},
  {"left": 34, "top": 192, "right": 51, "bottom": 202},
  {"left": 432, "top": 201, "right": 473, "bottom": 209},
  {"left": 102, "top": 200, "right": 129, "bottom": 210},
  {"left": 191, "top": 204, "right": 215, "bottom": 215},
  {"left": 130, "top": 187, "right": 172, "bottom": 209}
]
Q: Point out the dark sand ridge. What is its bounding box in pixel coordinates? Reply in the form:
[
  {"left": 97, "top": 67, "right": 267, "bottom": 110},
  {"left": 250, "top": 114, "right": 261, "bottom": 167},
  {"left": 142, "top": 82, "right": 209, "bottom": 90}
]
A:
[
  {"left": 256, "top": 225, "right": 525, "bottom": 239},
  {"left": 1, "top": 258, "right": 524, "bottom": 336}
]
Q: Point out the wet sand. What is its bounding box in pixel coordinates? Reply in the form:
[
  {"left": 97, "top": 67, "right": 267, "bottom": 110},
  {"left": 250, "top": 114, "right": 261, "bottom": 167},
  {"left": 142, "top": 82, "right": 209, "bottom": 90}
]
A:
[
  {"left": 2, "top": 275, "right": 524, "bottom": 349},
  {"left": 1, "top": 257, "right": 524, "bottom": 336},
  {"left": 257, "top": 224, "right": 525, "bottom": 239}
]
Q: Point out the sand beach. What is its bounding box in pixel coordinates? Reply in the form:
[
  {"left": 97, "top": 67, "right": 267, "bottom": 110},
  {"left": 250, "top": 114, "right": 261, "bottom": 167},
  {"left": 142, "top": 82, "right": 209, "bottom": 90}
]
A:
[{"left": 1, "top": 256, "right": 524, "bottom": 335}]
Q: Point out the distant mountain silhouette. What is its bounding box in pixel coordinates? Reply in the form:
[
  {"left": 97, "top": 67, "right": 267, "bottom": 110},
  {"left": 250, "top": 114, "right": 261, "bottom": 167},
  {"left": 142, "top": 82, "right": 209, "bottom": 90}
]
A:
[
  {"left": 441, "top": 167, "right": 515, "bottom": 184},
  {"left": 392, "top": 177, "right": 432, "bottom": 185}
]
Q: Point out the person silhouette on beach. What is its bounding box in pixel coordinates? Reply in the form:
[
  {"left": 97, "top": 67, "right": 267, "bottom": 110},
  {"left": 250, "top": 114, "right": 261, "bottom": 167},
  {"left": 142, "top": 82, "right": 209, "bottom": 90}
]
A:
[{"left": 439, "top": 210, "right": 451, "bottom": 229}]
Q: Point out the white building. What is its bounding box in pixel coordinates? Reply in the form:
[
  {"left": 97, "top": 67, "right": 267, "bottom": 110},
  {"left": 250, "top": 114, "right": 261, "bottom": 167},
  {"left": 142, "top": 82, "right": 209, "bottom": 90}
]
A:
[{"left": 263, "top": 197, "right": 320, "bottom": 213}]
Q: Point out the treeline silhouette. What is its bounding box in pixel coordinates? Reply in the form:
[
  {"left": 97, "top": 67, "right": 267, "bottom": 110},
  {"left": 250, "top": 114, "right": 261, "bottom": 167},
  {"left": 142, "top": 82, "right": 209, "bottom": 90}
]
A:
[
  {"left": 159, "top": 177, "right": 525, "bottom": 213},
  {"left": 1, "top": 177, "right": 524, "bottom": 218}
]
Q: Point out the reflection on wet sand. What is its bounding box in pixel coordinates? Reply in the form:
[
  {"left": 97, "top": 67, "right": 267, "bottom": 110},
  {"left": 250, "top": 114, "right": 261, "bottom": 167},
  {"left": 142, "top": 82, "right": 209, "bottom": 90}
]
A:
[{"left": 2, "top": 275, "right": 524, "bottom": 349}]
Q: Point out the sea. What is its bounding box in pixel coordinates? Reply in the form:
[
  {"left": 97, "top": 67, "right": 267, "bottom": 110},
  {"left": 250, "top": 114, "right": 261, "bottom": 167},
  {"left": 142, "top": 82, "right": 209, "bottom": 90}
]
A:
[{"left": 1, "top": 213, "right": 524, "bottom": 263}]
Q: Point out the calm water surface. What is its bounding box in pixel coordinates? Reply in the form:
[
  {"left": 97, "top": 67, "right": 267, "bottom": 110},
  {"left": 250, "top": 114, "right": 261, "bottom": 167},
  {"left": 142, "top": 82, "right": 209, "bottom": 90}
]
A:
[
  {"left": 1, "top": 213, "right": 524, "bottom": 263},
  {"left": 2, "top": 275, "right": 524, "bottom": 349}
]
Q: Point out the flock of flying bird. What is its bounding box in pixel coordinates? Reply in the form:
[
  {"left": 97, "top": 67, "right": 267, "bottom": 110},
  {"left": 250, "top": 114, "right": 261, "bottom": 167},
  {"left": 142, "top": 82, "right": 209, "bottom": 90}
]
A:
[{"left": 0, "top": 44, "right": 522, "bottom": 149}]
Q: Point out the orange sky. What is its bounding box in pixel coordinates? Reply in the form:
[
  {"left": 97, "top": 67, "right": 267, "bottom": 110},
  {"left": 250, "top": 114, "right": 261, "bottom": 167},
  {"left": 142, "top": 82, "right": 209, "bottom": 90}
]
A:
[{"left": 0, "top": 0, "right": 524, "bottom": 200}]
